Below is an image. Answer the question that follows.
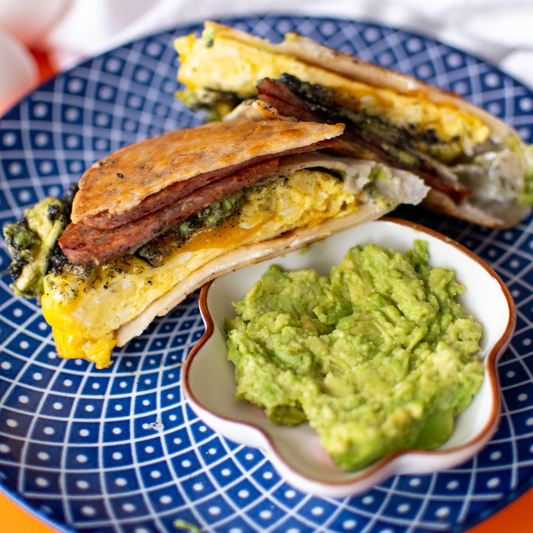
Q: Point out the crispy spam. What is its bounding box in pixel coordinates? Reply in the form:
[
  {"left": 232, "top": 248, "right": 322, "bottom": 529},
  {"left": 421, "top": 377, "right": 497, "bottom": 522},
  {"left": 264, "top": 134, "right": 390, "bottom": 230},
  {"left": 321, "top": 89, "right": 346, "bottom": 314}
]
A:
[
  {"left": 60, "top": 159, "right": 280, "bottom": 265},
  {"left": 72, "top": 120, "right": 344, "bottom": 223}
]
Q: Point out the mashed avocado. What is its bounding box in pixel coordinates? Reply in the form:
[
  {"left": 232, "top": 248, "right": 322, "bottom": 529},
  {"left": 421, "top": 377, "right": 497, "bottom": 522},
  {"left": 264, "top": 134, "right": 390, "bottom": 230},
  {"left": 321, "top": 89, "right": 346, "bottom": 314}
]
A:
[{"left": 225, "top": 240, "right": 484, "bottom": 470}]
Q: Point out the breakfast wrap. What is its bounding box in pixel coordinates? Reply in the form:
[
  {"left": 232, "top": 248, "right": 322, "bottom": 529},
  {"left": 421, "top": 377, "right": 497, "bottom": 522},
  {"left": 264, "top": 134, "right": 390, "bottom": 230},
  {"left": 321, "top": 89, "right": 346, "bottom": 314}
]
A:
[
  {"left": 175, "top": 21, "right": 533, "bottom": 228},
  {"left": 4, "top": 119, "right": 428, "bottom": 368}
]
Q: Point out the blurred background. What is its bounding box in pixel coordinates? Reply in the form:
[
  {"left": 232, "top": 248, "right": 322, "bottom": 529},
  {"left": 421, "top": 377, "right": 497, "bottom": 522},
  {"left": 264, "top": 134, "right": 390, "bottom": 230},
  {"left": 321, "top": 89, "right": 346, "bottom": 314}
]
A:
[{"left": 2, "top": 0, "right": 533, "bottom": 114}]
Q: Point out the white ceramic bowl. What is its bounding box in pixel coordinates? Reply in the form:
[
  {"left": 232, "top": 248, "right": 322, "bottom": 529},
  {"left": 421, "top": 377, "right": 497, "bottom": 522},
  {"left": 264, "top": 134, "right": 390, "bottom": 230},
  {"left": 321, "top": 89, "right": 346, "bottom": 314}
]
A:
[{"left": 183, "top": 218, "right": 515, "bottom": 497}]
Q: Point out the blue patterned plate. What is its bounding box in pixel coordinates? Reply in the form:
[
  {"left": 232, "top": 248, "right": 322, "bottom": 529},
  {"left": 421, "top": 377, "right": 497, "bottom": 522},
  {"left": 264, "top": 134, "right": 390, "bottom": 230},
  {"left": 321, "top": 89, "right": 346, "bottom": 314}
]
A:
[{"left": 1, "top": 15, "right": 533, "bottom": 533}]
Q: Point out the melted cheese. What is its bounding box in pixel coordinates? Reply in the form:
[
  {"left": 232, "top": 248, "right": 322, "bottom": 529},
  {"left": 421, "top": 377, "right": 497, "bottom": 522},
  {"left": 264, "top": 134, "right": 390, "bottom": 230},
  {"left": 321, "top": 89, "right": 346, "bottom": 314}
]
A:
[
  {"left": 175, "top": 34, "right": 490, "bottom": 159},
  {"left": 41, "top": 169, "right": 358, "bottom": 369}
]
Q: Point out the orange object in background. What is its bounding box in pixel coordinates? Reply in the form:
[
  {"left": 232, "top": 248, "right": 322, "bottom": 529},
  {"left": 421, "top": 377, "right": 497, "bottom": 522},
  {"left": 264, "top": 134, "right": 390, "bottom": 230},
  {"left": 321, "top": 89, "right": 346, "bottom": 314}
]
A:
[{"left": 29, "top": 47, "right": 56, "bottom": 82}]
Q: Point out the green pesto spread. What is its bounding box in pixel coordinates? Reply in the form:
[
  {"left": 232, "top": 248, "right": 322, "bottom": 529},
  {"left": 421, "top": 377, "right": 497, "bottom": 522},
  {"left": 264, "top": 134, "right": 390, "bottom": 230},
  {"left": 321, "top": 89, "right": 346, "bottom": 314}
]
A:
[
  {"left": 137, "top": 189, "right": 245, "bottom": 267},
  {"left": 225, "top": 241, "right": 484, "bottom": 470}
]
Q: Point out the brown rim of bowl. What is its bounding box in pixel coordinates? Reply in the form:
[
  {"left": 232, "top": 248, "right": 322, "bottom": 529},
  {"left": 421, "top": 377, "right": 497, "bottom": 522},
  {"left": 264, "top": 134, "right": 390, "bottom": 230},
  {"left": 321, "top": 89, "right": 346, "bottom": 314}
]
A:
[{"left": 182, "top": 217, "right": 516, "bottom": 487}]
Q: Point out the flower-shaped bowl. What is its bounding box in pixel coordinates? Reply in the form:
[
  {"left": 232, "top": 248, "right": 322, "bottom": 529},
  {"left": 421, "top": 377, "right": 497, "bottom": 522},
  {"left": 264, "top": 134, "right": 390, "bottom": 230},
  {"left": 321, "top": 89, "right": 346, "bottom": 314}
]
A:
[{"left": 183, "top": 218, "right": 515, "bottom": 497}]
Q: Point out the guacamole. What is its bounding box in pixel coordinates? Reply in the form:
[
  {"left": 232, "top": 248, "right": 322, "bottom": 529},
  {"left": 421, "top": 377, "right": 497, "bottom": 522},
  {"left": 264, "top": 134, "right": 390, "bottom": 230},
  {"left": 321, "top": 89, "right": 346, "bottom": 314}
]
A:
[{"left": 225, "top": 241, "right": 484, "bottom": 470}]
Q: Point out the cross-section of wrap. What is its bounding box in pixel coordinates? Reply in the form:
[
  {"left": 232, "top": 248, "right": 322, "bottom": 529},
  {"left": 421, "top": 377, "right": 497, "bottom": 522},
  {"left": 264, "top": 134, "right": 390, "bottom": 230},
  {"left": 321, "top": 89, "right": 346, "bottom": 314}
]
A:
[
  {"left": 175, "top": 22, "right": 533, "bottom": 228},
  {"left": 5, "top": 120, "right": 428, "bottom": 369}
]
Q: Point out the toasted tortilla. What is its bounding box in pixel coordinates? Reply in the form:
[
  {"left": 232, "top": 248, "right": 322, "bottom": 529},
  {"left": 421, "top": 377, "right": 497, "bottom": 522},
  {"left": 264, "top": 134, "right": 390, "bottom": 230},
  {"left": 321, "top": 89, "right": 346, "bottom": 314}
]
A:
[{"left": 71, "top": 119, "right": 344, "bottom": 223}]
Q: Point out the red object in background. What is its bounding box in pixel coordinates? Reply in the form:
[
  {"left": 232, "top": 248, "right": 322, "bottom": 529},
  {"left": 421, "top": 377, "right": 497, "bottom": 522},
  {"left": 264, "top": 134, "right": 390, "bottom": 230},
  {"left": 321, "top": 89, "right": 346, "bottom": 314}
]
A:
[{"left": 29, "top": 47, "right": 56, "bottom": 82}]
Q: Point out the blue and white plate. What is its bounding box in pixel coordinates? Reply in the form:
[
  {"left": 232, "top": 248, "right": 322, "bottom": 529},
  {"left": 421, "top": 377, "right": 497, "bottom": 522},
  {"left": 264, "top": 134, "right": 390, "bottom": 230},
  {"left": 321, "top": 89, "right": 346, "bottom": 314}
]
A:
[{"left": 1, "top": 15, "right": 533, "bottom": 533}]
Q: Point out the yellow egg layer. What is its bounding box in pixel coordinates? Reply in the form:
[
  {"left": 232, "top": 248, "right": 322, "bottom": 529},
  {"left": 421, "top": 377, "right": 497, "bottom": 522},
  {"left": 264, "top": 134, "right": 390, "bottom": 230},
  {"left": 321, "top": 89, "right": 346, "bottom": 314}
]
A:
[
  {"left": 41, "top": 169, "right": 358, "bottom": 369},
  {"left": 175, "top": 34, "right": 490, "bottom": 158}
]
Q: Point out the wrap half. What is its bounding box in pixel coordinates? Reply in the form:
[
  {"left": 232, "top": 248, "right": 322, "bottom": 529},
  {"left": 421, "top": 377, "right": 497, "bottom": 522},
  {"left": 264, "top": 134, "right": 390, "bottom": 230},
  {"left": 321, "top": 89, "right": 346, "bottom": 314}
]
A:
[
  {"left": 36, "top": 119, "right": 429, "bottom": 368},
  {"left": 175, "top": 22, "right": 533, "bottom": 228}
]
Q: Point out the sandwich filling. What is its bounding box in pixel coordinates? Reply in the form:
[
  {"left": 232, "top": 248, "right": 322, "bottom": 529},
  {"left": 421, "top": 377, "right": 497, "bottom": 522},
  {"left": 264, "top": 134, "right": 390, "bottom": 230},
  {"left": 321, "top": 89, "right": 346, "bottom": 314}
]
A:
[
  {"left": 176, "top": 30, "right": 489, "bottom": 156},
  {"left": 5, "top": 120, "right": 428, "bottom": 370}
]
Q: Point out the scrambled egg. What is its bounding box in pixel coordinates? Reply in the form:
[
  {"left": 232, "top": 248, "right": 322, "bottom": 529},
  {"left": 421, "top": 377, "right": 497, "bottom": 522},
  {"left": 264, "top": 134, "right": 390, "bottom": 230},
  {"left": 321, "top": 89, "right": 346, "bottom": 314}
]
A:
[
  {"left": 175, "top": 33, "right": 490, "bottom": 161},
  {"left": 41, "top": 169, "right": 358, "bottom": 369}
]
